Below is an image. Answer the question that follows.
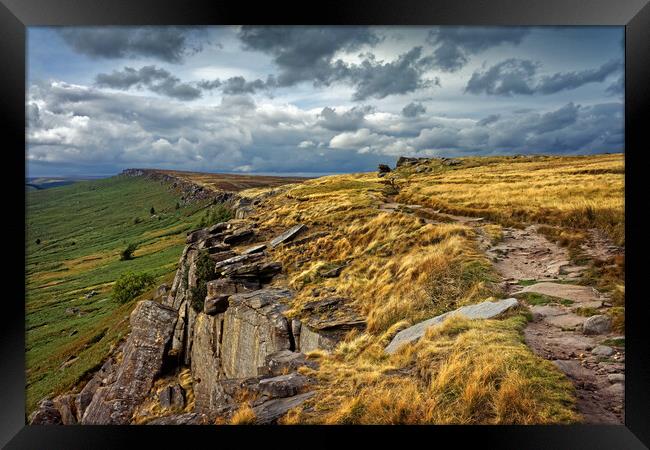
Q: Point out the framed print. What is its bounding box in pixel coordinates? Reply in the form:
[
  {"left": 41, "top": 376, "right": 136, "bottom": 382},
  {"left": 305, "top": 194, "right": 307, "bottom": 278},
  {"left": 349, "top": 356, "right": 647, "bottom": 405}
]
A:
[{"left": 1, "top": 0, "right": 649, "bottom": 448}]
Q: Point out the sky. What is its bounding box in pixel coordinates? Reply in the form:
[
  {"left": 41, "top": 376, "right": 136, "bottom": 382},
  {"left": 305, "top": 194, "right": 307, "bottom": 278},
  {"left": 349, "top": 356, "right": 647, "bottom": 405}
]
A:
[{"left": 26, "top": 26, "right": 624, "bottom": 177}]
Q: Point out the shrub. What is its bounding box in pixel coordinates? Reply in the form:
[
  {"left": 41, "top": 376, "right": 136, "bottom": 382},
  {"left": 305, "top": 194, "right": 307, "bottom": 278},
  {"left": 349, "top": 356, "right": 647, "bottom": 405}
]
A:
[
  {"left": 198, "top": 203, "right": 234, "bottom": 228},
  {"left": 189, "top": 250, "right": 216, "bottom": 312},
  {"left": 175, "top": 202, "right": 180, "bottom": 210},
  {"left": 35, "top": 238, "right": 41, "bottom": 245},
  {"left": 112, "top": 271, "right": 156, "bottom": 304},
  {"left": 150, "top": 206, "right": 156, "bottom": 215},
  {"left": 120, "top": 242, "right": 138, "bottom": 261},
  {"left": 133, "top": 217, "right": 142, "bottom": 225}
]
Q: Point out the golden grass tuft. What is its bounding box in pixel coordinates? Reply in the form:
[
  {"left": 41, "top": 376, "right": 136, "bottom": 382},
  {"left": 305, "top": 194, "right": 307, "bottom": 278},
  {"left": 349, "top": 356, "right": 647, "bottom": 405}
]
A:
[{"left": 229, "top": 404, "right": 257, "bottom": 425}]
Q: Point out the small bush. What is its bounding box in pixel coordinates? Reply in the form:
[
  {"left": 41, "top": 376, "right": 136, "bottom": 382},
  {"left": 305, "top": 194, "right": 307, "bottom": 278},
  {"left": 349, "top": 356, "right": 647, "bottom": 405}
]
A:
[
  {"left": 199, "top": 203, "right": 234, "bottom": 228},
  {"left": 35, "top": 238, "right": 41, "bottom": 245},
  {"left": 133, "top": 217, "right": 142, "bottom": 225},
  {"left": 120, "top": 242, "right": 138, "bottom": 261},
  {"left": 189, "top": 250, "right": 216, "bottom": 312},
  {"left": 150, "top": 206, "right": 156, "bottom": 215},
  {"left": 112, "top": 271, "right": 156, "bottom": 304},
  {"left": 175, "top": 202, "right": 180, "bottom": 210}
]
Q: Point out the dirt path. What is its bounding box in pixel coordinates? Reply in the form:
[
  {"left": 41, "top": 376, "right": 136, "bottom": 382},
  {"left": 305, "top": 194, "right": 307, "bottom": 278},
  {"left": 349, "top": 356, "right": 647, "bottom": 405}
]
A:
[{"left": 378, "top": 198, "right": 625, "bottom": 424}]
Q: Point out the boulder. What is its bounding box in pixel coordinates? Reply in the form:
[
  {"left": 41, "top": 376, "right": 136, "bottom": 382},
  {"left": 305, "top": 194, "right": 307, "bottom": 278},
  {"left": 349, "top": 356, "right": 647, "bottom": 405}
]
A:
[
  {"left": 29, "top": 400, "right": 62, "bottom": 425},
  {"left": 607, "top": 373, "right": 625, "bottom": 384},
  {"left": 258, "top": 350, "right": 317, "bottom": 377},
  {"left": 299, "top": 326, "right": 340, "bottom": 353},
  {"left": 81, "top": 301, "right": 178, "bottom": 424},
  {"left": 583, "top": 314, "right": 612, "bottom": 335},
  {"left": 258, "top": 373, "right": 310, "bottom": 398},
  {"left": 441, "top": 158, "right": 461, "bottom": 166},
  {"left": 385, "top": 298, "right": 519, "bottom": 354},
  {"left": 270, "top": 224, "right": 307, "bottom": 248},
  {"left": 251, "top": 392, "right": 315, "bottom": 425},
  {"left": 396, "top": 156, "right": 419, "bottom": 167},
  {"left": 591, "top": 345, "right": 615, "bottom": 357},
  {"left": 221, "top": 289, "right": 295, "bottom": 379}
]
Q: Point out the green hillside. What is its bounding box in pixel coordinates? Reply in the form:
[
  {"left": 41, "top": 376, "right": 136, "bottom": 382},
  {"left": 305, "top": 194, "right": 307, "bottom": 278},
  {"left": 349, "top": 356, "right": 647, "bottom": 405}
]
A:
[{"left": 25, "top": 175, "right": 213, "bottom": 415}]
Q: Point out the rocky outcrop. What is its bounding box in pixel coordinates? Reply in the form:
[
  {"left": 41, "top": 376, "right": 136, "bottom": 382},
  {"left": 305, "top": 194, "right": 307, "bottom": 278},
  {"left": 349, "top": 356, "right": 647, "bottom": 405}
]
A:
[
  {"left": 385, "top": 298, "right": 519, "bottom": 354},
  {"left": 121, "top": 168, "right": 237, "bottom": 205},
  {"left": 81, "top": 301, "right": 177, "bottom": 424},
  {"left": 34, "top": 220, "right": 330, "bottom": 425}
]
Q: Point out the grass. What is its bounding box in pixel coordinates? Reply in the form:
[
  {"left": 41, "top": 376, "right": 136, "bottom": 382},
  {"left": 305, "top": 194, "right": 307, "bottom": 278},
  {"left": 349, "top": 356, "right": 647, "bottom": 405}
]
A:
[
  {"left": 601, "top": 337, "right": 625, "bottom": 347},
  {"left": 515, "top": 292, "right": 574, "bottom": 307},
  {"left": 25, "top": 175, "right": 213, "bottom": 415},
  {"left": 283, "top": 315, "right": 577, "bottom": 424},
  {"left": 396, "top": 154, "right": 624, "bottom": 246},
  {"left": 245, "top": 160, "right": 607, "bottom": 424}
]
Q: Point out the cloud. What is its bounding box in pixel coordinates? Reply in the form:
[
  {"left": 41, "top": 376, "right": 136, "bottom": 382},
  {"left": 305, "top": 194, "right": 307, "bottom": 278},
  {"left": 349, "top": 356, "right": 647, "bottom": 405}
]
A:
[
  {"left": 402, "top": 101, "right": 427, "bottom": 118},
  {"left": 237, "top": 26, "right": 437, "bottom": 100},
  {"left": 466, "top": 58, "right": 622, "bottom": 96},
  {"left": 221, "top": 76, "right": 270, "bottom": 95},
  {"left": 476, "top": 114, "right": 500, "bottom": 126},
  {"left": 335, "top": 47, "right": 440, "bottom": 100},
  {"left": 318, "top": 105, "right": 374, "bottom": 131},
  {"left": 58, "top": 27, "right": 207, "bottom": 63},
  {"left": 427, "top": 27, "right": 529, "bottom": 72},
  {"left": 95, "top": 66, "right": 202, "bottom": 100},
  {"left": 237, "top": 26, "right": 380, "bottom": 86},
  {"left": 27, "top": 80, "right": 623, "bottom": 176}
]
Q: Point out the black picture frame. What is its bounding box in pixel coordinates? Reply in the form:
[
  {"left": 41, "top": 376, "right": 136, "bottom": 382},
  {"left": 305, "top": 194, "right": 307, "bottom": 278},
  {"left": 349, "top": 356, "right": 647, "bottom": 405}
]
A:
[{"left": 2, "top": 0, "right": 648, "bottom": 448}]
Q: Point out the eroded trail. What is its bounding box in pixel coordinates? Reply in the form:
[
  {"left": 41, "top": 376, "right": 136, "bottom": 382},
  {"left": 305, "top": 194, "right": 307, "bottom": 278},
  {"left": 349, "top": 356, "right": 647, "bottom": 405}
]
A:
[{"left": 379, "top": 198, "right": 625, "bottom": 424}]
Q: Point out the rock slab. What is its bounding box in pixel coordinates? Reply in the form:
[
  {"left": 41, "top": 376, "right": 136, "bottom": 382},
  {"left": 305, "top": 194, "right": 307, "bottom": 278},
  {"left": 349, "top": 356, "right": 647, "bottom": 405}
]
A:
[
  {"left": 385, "top": 298, "right": 519, "bottom": 354},
  {"left": 81, "top": 301, "right": 177, "bottom": 424}
]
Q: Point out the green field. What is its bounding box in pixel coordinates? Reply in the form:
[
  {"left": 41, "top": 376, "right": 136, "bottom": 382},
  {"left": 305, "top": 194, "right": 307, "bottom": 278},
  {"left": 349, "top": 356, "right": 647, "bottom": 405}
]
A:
[{"left": 25, "top": 175, "right": 213, "bottom": 415}]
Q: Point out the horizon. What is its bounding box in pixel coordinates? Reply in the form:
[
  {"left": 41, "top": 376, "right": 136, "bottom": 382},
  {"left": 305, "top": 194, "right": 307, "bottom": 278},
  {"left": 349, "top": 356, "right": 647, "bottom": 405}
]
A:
[{"left": 27, "top": 26, "right": 624, "bottom": 177}]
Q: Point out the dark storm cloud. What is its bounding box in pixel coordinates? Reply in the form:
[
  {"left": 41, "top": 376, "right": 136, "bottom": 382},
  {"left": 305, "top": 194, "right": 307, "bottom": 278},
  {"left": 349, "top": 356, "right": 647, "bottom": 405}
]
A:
[
  {"left": 465, "top": 58, "right": 622, "bottom": 96},
  {"left": 318, "top": 105, "right": 374, "bottom": 131},
  {"left": 237, "top": 26, "right": 380, "bottom": 86},
  {"left": 58, "top": 27, "right": 206, "bottom": 63},
  {"left": 341, "top": 47, "right": 440, "bottom": 100},
  {"left": 465, "top": 59, "right": 538, "bottom": 95},
  {"left": 536, "top": 59, "right": 622, "bottom": 94},
  {"left": 402, "top": 101, "right": 427, "bottom": 118},
  {"left": 237, "top": 27, "right": 439, "bottom": 100},
  {"left": 427, "top": 27, "right": 529, "bottom": 72},
  {"left": 476, "top": 114, "right": 500, "bottom": 126},
  {"left": 221, "top": 76, "right": 270, "bottom": 95},
  {"left": 534, "top": 102, "right": 579, "bottom": 133},
  {"left": 95, "top": 66, "right": 202, "bottom": 100}
]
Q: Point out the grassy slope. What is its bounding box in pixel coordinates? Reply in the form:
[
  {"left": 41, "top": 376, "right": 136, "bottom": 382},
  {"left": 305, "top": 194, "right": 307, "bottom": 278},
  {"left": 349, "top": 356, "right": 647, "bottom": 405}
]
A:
[
  {"left": 251, "top": 153, "right": 623, "bottom": 424},
  {"left": 25, "top": 175, "right": 212, "bottom": 415}
]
